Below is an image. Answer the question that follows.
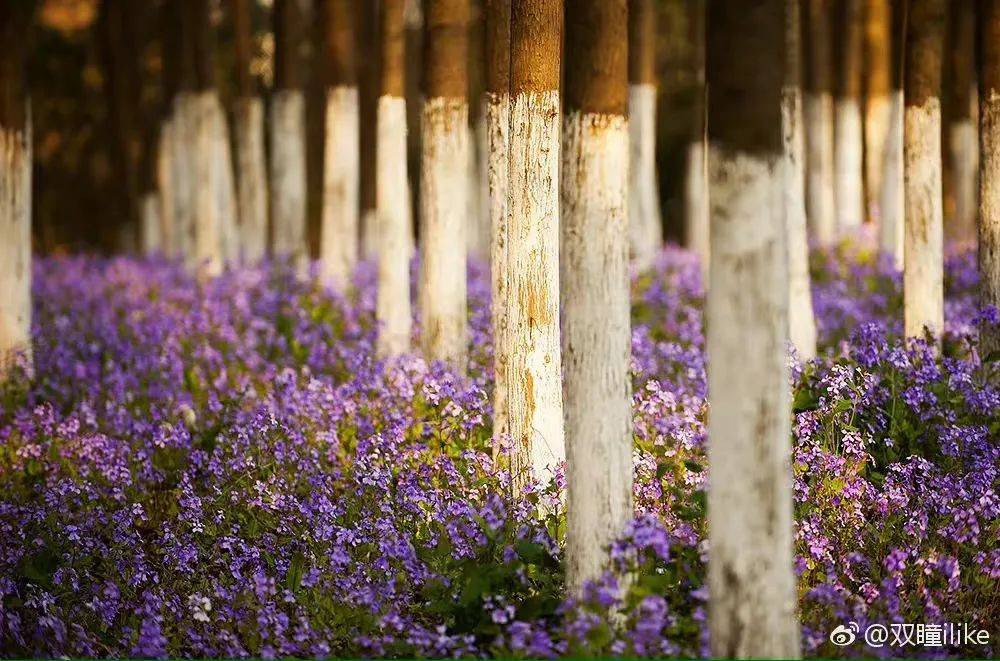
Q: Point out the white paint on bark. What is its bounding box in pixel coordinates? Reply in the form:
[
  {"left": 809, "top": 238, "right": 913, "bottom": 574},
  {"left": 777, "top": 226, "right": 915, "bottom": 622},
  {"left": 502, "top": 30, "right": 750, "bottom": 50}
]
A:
[
  {"left": 880, "top": 90, "right": 905, "bottom": 267},
  {"left": 487, "top": 92, "right": 510, "bottom": 443},
  {"left": 477, "top": 101, "right": 491, "bottom": 260},
  {"left": 419, "top": 97, "right": 468, "bottom": 368},
  {"left": 504, "top": 90, "right": 565, "bottom": 488},
  {"left": 865, "top": 93, "right": 892, "bottom": 220},
  {"left": 270, "top": 89, "right": 309, "bottom": 270},
  {"left": 561, "top": 111, "right": 633, "bottom": 590},
  {"left": 170, "top": 97, "right": 196, "bottom": 262},
  {"left": 834, "top": 97, "right": 865, "bottom": 230},
  {"left": 320, "top": 85, "right": 360, "bottom": 287},
  {"left": 234, "top": 96, "right": 269, "bottom": 264},
  {"left": 466, "top": 121, "right": 488, "bottom": 258},
  {"left": 804, "top": 91, "right": 837, "bottom": 243},
  {"left": 157, "top": 114, "right": 177, "bottom": 257},
  {"left": 948, "top": 117, "right": 978, "bottom": 243},
  {"left": 685, "top": 138, "right": 710, "bottom": 283},
  {"left": 628, "top": 84, "right": 662, "bottom": 271},
  {"left": 213, "top": 99, "right": 239, "bottom": 267},
  {"left": 0, "top": 122, "right": 31, "bottom": 376},
  {"left": 784, "top": 84, "right": 817, "bottom": 360},
  {"left": 140, "top": 191, "right": 161, "bottom": 255},
  {"left": 707, "top": 146, "right": 799, "bottom": 658},
  {"left": 376, "top": 95, "right": 412, "bottom": 357},
  {"left": 903, "top": 97, "right": 944, "bottom": 338}
]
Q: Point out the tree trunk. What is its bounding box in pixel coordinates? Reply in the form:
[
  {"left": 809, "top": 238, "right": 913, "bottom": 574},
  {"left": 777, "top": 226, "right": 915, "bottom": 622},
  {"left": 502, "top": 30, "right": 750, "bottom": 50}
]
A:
[
  {"left": 903, "top": 0, "right": 945, "bottom": 338},
  {"left": 706, "top": 1, "right": 799, "bottom": 657},
  {"left": 628, "top": 0, "right": 662, "bottom": 271},
  {"left": 685, "top": 0, "right": 709, "bottom": 279},
  {"left": 231, "top": 0, "right": 269, "bottom": 264},
  {"left": 466, "top": 2, "right": 489, "bottom": 260},
  {"left": 864, "top": 0, "right": 892, "bottom": 222},
  {"left": 358, "top": 2, "right": 380, "bottom": 260},
  {"left": 944, "top": 1, "right": 978, "bottom": 244},
  {"left": 419, "top": 0, "right": 470, "bottom": 369},
  {"left": 804, "top": 0, "right": 836, "bottom": 243},
  {"left": 879, "top": 0, "right": 905, "bottom": 266},
  {"left": 833, "top": 0, "right": 864, "bottom": 230},
  {"left": 271, "top": 0, "right": 309, "bottom": 270},
  {"left": 485, "top": 0, "right": 511, "bottom": 443},
  {"left": 562, "top": 0, "right": 632, "bottom": 591},
  {"left": 318, "top": 0, "right": 360, "bottom": 286},
  {"left": 376, "top": 0, "right": 413, "bottom": 357},
  {"left": 979, "top": 0, "right": 1000, "bottom": 355},
  {"left": 503, "top": 0, "right": 565, "bottom": 490},
  {"left": 785, "top": 0, "right": 817, "bottom": 360},
  {"left": 0, "top": 3, "right": 32, "bottom": 377}
]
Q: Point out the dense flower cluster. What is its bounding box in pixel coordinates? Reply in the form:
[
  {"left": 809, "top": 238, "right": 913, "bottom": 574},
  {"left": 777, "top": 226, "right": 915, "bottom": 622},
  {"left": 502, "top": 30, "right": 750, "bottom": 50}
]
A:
[{"left": 0, "top": 243, "right": 996, "bottom": 658}]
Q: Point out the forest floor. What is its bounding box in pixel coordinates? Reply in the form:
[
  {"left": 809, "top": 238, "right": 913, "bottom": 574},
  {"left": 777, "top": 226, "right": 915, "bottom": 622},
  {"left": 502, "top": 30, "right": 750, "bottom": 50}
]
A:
[{"left": 0, "top": 239, "right": 996, "bottom": 658}]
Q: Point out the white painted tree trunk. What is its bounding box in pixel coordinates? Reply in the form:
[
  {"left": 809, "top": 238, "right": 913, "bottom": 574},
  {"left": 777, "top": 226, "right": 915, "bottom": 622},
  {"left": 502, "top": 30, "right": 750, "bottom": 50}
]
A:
[
  {"left": 0, "top": 119, "right": 31, "bottom": 376},
  {"left": 270, "top": 89, "right": 309, "bottom": 270},
  {"left": 628, "top": 84, "right": 662, "bottom": 271},
  {"left": 466, "top": 121, "right": 488, "bottom": 259},
  {"left": 170, "top": 97, "right": 196, "bottom": 262},
  {"left": 834, "top": 98, "right": 865, "bottom": 230},
  {"left": 784, "top": 85, "right": 817, "bottom": 360},
  {"left": 903, "top": 98, "right": 944, "bottom": 338},
  {"left": 212, "top": 99, "right": 239, "bottom": 267},
  {"left": 880, "top": 89, "right": 905, "bottom": 267},
  {"left": 320, "top": 86, "right": 360, "bottom": 287},
  {"left": 157, "top": 114, "right": 177, "bottom": 257},
  {"left": 948, "top": 116, "right": 978, "bottom": 243},
  {"left": 804, "top": 91, "right": 837, "bottom": 243},
  {"left": 487, "top": 92, "right": 510, "bottom": 444},
  {"left": 685, "top": 137, "right": 710, "bottom": 282},
  {"left": 419, "top": 98, "right": 469, "bottom": 368},
  {"left": 140, "top": 191, "right": 161, "bottom": 255},
  {"left": 707, "top": 146, "right": 798, "bottom": 658},
  {"left": 865, "top": 93, "right": 892, "bottom": 220},
  {"left": 478, "top": 102, "right": 491, "bottom": 260},
  {"left": 376, "top": 95, "right": 412, "bottom": 357},
  {"left": 562, "top": 111, "right": 633, "bottom": 590},
  {"left": 234, "top": 96, "right": 269, "bottom": 264},
  {"left": 505, "top": 90, "right": 565, "bottom": 487}
]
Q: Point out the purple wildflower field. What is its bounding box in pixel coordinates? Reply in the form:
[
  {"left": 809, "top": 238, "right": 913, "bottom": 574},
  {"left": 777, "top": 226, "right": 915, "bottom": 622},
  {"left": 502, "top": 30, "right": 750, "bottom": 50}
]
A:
[{"left": 0, "top": 241, "right": 996, "bottom": 658}]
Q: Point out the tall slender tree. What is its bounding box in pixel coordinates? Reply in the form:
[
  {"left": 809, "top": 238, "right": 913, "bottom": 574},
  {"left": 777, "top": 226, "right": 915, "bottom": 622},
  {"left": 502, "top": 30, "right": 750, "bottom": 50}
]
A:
[
  {"left": 485, "top": 0, "right": 510, "bottom": 443},
  {"left": 944, "top": 1, "right": 978, "bottom": 244},
  {"left": 903, "top": 0, "right": 946, "bottom": 338},
  {"left": 785, "top": 0, "right": 817, "bottom": 360},
  {"left": 0, "top": 2, "right": 32, "bottom": 376},
  {"left": 833, "top": 0, "right": 864, "bottom": 230},
  {"left": 706, "top": 0, "right": 799, "bottom": 656},
  {"left": 979, "top": 0, "right": 1000, "bottom": 355},
  {"left": 419, "top": 0, "right": 470, "bottom": 368},
  {"left": 864, "top": 0, "right": 892, "bottom": 223},
  {"left": 804, "top": 0, "right": 836, "bottom": 243},
  {"left": 628, "top": 0, "right": 662, "bottom": 271},
  {"left": 157, "top": 0, "right": 182, "bottom": 259},
  {"left": 685, "top": 0, "right": 709, "bottom": 278},
  {"left": 562, "top": 0, "right": 632, "bottom": 590},
  {"left": 318, "top": 0, "right": 359, "bottom": 285},
  {"left": 879, "top": 0, "right": 906, "bottom": 266},
  {"left": 502, "top": 0, "right": 566, "bottom": 489},
  {"left": 375, "top": 0, "right": 413, "bottom": 357},
  {"left": 231, "top": 0, "right": 269, "bottom": 263},
  {"left": 466, "top": 1, "right": 489, "bottom": 260},
  {"left": 271, "top": 0, "right": 309, "bottom": 269}
]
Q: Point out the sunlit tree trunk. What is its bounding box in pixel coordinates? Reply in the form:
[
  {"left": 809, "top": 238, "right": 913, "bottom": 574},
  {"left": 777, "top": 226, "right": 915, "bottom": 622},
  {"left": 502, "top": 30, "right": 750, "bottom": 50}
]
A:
[
  {"left": 466, "top": 2, "right": 489, "bottom": 260},
  {"left": 864, "top": 0, "right": 892, "bottom": 224},
  {"left": 231, "top": 0, "right": 268, "bottom": 263},
  {"left": 706, "top": 1, "right": 799, "bottom": 656},
  {"left": 979, "top": 0, "right": 1000, "bottom": 355},
  {"left": 944, "top": 1, "right": 978, "bottom": 244},
  {"left": 502, "top": 0, "right": 565, "bottom": 490},
  {"left": 271, "top": 0, "right": 309, "bottom": 269},
  {"left": 0, "top": 3, "right": 32, "bottom": 376},
  {"left": 833, "top": 0, "right": 864, "bottom": 230},
  {"left": 804, "top": 0, "right": 836, "bottom": 243},
  {"left": 879, "top": 0, "right": 905, "bottom": 266},
  {"left": 318, "top": 0, "right": 359, "bottom": 286},
  {"left": 685, "top": 0, "right": 709, "bottom": 278},
  {"left": 419, "top": 0, "right": 470, "bottom": 368},
  {"left": 376, "top": 0, "right": 413, "bottom": 357},
  {"left": 903, "top": 0, "right": 945, "bottom": 338},
  {"left": 785, "top": 0, "right": 817, "bottom": 360},
  {"left": 562, "top": 0, "right": 632, "bottom": 591},
  {"left": 628, "top": 0, "right": 662, "bottom": 271}
]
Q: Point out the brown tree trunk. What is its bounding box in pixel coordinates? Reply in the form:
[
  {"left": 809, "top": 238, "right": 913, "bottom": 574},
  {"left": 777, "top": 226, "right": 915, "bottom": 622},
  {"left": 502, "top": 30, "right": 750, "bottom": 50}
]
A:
[
  {"left": 879, "top": 0, "right": 907, "bottom": 264},
  {"left": 706, "top": 0, "right": 799, "bottom": 656},
  {"left": 944, "top": 1, "right": 978, "bottom": 244},
  {"left": 562, "top": 0, "right": 632, "bottom": 592},
  {"left": 803, "top": 0, "right": 836, "bottom": 242},
  {"left": 903, "top": 0, "right": 946, "bottom": 338},
  {"left": 357, "top": 1, "right": 379, "bottom": 258},
  {"left": 833, "top": 0, "right": 864, "bottom": 229},
  {"left": 979, "top": 0, "right": 1000, "bottom": 356},
  {"left": 864, "top": 0, "right": 892, "bottom": 222}
]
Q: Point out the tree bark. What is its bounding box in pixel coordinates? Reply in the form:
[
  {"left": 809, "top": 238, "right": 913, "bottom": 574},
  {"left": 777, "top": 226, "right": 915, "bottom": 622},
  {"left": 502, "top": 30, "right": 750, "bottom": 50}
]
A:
[
  {"left": 944, "top": 1, "right": 978, "bottom": 244},
  {"left": 880, "top": 0, "right": 905, "bottom": 266},
  {"left": 903, "top": 0, "right": 945, "bottom": 338},
  {"left": 979, "top": 0, "right": 1000, "bottom": 355},
  {"left": 864, "top": 0, "right": 892, "bottom": 222},
  {"left": 803, "top": 0, "right": 836, "bottom": 243},
  {"left": 785, "top": 0, "right": 817, "bottom": 360},
  {"left": 271, "top": 0, "right": 309, "bottom": 270},
  {"left": 376, "top": 0, "right": 413, "bottom": 357},
  {"left": 685, "top": 0, "right": 709, "bottom": 280},
  {"left": 833, "top": 0, "right": 864, "bottom": 230},
  {"left": 562, "top": 0, "right": 633, "bottom": 591},
  {"left": 628, "top": 0, "right": 663, "bottom": 271},
  {"left": 706, "top": 1, "right": 799, "bottom": 657},
  {"left": 0, "top": 2, "right": 32, "bottom": 377},
  {"left": 419, "top": 0, "right": 470, "bottom": 369}
]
